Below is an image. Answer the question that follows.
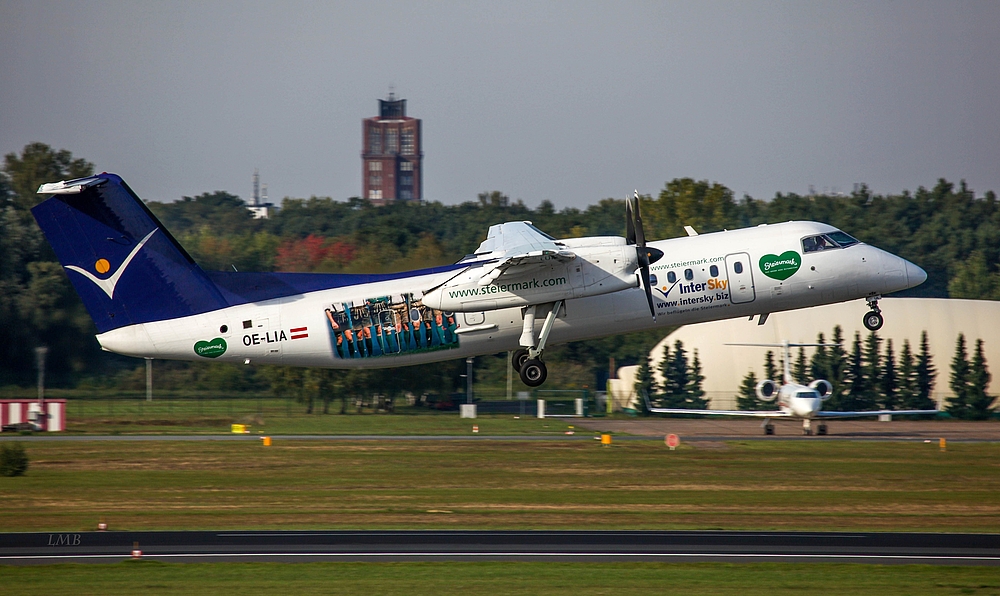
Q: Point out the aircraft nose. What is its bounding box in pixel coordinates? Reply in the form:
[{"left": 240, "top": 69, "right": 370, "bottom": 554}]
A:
[{"left": 905, "top": 259, "right": 927, "bottom": 288}]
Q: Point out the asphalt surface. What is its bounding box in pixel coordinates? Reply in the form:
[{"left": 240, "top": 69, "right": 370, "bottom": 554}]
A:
[{"left": 1, "top": 530, "right": 998, "bottom": 565}]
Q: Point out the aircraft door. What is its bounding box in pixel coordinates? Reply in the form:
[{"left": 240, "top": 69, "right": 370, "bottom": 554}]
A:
[{"left": 725, "top": 253, "right": 756, "bottom": 304}]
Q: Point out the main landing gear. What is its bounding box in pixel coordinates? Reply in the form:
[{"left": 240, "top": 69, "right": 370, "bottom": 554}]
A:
[
  {"left": 512, "top": 300, "right": 563, "bottom": 387},
  {"left": 863, "top": 294, "right": 884, "bottom": 331}
]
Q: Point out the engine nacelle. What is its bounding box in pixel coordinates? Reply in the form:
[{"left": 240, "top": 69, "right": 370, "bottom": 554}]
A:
[
  {"left": 755, "top": 379, "right": 778, "bottom": 401},
  {"left": 809, "top": 379, "right": 833, "bottom": 400}
]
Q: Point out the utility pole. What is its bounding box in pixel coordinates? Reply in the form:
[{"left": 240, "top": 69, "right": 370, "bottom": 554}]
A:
[
  {"left": 145, "top": 358, "right": 153, "bottom": 402},
  {"left": 35, "top": 346, "right": 48, "bottom": 431},
  {"left": 466, "top": 357, "right": 474, "bottom": 404},
  {"left": 506, "top": 351, "right": 513, "bottom": 400}
]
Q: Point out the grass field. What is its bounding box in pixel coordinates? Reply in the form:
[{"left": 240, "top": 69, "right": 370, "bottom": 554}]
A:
[
  {"left": 1, "top": 561, "right": 999, "bottom": 595},
  {"left": 50, "top": 398, "right": 581, "bottom": 435},
  {"left": 1, "top": 439, "right": 998, "bottom": 533}
]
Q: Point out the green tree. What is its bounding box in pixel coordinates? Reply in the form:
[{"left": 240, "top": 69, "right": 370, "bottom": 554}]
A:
[
  {"left": 880, "top": 339, "right": 900, "bottom": 410},
  {"left": 736, "top": 370, "right": 759, "bottom": 411},
  {"left": 684, "top": 349, "right": 709, "bottom": 409},
  {"left": 763, "top": 350, "right": 779, "bottom": 383},
  {"left": 897, "top": 339, "right": 919, "bottom": 409},
  {"left": 3, "top": 143, "right": 93, "bottom": 210},
  {"left": 793, "top": 347, "right": 808, "bottom": 384},
  {"left": 948, "top": 250, "right": 1000, "bottom": 300},
  {"left": 966, "top": 339, "right": 996, "bottom": 420},
  {"left": 915, "top": 331, "right": 937, "bottom": 409},
  {"left": 842, "top": 332, "right": 874, "bottom": 411},
  {"left": 633, "top": 355, "right": 656, "bottom": 413},
  {"left": 817, "top": 326, "right": 849, "bottom": 409},
  {"left": 658, "top": 340, "right": 691, "bottom": 408},
  {"left": 947, "top": 334, "right": 971, "bottom": 418}
]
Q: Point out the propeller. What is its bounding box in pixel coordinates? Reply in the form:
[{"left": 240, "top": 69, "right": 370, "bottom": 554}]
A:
[{"left": 626, "top": 190, "right": 663, "bottom": 319}]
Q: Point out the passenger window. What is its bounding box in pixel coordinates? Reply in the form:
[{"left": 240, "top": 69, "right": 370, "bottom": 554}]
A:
[
  {"left": 734, "top": 262, "right": 743, "bottom": 274},
  {"left": 710, "top": 265, "right": 719, "bottom": 277},
  {"left": 667, "top": 271, "right": 677, "bottom": 284},
  {"left": 684, "top": 269, "right": 694, "bottom": 281},
  {"left": 649, "top": 274, "right": 658, "bottom": 286}
]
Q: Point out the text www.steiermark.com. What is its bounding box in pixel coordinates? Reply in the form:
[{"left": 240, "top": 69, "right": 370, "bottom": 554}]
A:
[{"left": 448, "top": 277, "right": 567, "bottom": 298}]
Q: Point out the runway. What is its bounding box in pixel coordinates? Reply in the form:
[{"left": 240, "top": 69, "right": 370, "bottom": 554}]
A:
[
  {"left": 3, "top": 418, "right": 1000, "bottom": 443},
  {"left": 1, "top": 530, "right": 998, "bottom": 565}
]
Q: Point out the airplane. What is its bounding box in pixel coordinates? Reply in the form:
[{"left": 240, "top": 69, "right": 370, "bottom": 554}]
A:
[
  {"left": 31, "top": 173, "right": 928, "bottom": 389},
  {"left": 645, "top": 341, "right": 940, "bottom": 435}
]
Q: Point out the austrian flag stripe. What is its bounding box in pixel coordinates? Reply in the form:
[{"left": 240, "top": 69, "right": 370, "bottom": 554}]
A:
[{"left": 290, "top": 326, "right": 308, "bottom": 340}]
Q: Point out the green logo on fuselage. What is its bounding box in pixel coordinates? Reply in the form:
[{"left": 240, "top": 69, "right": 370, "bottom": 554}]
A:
[
  {"left": 194, "top": 338, "right": 227, "bottom": 358},
  {"left": 759, "top": 251, "right": 801, "bottom": 281}
]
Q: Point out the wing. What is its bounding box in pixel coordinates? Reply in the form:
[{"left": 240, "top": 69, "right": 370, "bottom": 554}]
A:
[
  {"left": 647, "top": 408, "right": 791, "bottom": 417},
  {"left": 814, "top": 409, "right": 940, "bottom": 419},
  {"left": 473, "top": 221, "right": 564, "bottom": 256},
  {"left": 471, "top": 221, "right": 575, "bottom": 286}
]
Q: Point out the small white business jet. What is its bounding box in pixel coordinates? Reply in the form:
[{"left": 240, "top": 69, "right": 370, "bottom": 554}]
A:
[
  {"left": 646, "top": 341, "right": 940, "bottom": 435},
  {"left": 33, "top": 174, "right": 927, "bottom": 388}
]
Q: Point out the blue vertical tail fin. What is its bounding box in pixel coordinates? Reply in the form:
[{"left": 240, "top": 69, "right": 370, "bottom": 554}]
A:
[{"left": 31, "top": 173, "right": 229, "bottom": 333}]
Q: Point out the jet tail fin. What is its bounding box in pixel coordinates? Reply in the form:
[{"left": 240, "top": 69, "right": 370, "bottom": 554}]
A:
[{"left": 31, "top": 173, "right": 229, "bottom": 333}]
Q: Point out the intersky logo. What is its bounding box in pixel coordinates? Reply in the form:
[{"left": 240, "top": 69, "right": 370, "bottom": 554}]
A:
[{"left": 64, "top": 229, "right": 158, "bottom": 299}]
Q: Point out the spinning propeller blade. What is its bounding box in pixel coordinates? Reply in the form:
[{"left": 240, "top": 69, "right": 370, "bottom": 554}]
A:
[{"left": 626, "top": 191, "right": 662, "bottom": 320}]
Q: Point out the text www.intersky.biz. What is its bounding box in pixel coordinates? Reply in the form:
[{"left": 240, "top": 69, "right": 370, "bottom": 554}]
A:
[{"left": 448, "top": 277, "right": 567, "bottom": 298}]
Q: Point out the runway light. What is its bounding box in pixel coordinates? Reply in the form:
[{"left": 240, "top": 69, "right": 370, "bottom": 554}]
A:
[
  {"left": 97, "top": 518, "right": 107, "bottom": 531},
  {"left": 472, "top": 425, "right": 479, "bottom": 433},
  {"left": 131, "top": 541, "right": 142, "bottom": 559}
]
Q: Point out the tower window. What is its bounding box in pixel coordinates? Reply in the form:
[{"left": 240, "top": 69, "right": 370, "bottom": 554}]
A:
[
  {"left": 401, "top": 130, "right": 414, "bottom": 155},
  {"left": 386, "top": 129, "right": 399, "bottom": 153}
]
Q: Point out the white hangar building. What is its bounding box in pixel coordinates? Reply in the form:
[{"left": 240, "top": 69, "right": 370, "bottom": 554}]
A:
[{"left": 608, "top": 298, "right": 1000, "bottom": 411}]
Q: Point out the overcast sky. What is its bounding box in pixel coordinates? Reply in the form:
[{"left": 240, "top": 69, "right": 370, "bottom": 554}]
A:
[{"left": 2, "top": 1, "right": 998, "bottom": 208}]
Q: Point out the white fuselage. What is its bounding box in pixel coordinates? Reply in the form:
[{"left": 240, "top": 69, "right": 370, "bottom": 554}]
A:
[
  {"left": 775, "top": 385, "right": 825, "bottom": 419},
  {"left": 96, "top": 221, "right": 923, "bottom": 369}
]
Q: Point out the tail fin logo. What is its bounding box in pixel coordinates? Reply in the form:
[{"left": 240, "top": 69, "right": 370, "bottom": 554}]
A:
[{"left": 64, "top": 229, "right": 158, "bottom": 299}]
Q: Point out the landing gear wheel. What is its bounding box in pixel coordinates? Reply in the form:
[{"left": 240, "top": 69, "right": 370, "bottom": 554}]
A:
[
  {"left": 818, "top": 424, "right": 828, "bottom": 436},
  {"left": 511, "top": 349, "right": 530, "bottom": 373},
  {"left": 519, "top": 359, "right": 547, "bottom": 387},
  {"left": 764, "top": 424, "right": 775, "bottom": 436},
  {"left": 863, "top": 310, "right": 884, "bottom": 331}
]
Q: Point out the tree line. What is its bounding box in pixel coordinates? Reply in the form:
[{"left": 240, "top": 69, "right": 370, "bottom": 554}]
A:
[
  {"left": 3, "top": 142, "right": 1000, "bottom": 406},
  {"left": 731, "top": 327, "right": 993, "bottom": 419}
]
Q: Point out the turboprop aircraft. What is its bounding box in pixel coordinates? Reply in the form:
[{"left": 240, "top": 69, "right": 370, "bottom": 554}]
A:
[
  {"left": 645, "top": 341, "right": 940, "bottom": 435},
  {"left": 32, "top": 173, "right": 928, "bottom": 388}
]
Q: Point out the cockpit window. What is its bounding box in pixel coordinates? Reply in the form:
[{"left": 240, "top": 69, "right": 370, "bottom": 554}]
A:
[
  {"left": 802, "top": 235, "right": 834, "bottom": 253},
  {"left": 796, "top": 391, "right": 818, "bottom": 398},
  {"left": 802, "top": 231, "right": 861, "bottom": 253},
  {"left": 827, "top": 231, "right": 859, "bottom": 247}
]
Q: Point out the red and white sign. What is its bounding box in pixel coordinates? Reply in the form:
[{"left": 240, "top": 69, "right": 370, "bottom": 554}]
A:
[
  {"left": 666, "top": 433, "right": 680, "bottom": 450},
  {"left": 290, "top": 326, "right": 308, "bottom": 340}
]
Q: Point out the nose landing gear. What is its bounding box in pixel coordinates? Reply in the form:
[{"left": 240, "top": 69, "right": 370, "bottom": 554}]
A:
[{"left": 863, "top": 294, "right": 884, "bottom": 331}]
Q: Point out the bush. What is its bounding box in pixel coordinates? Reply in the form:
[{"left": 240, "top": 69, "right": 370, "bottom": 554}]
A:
[{"left": 0, "top": 443, "right": 29, "bottom": 477}]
